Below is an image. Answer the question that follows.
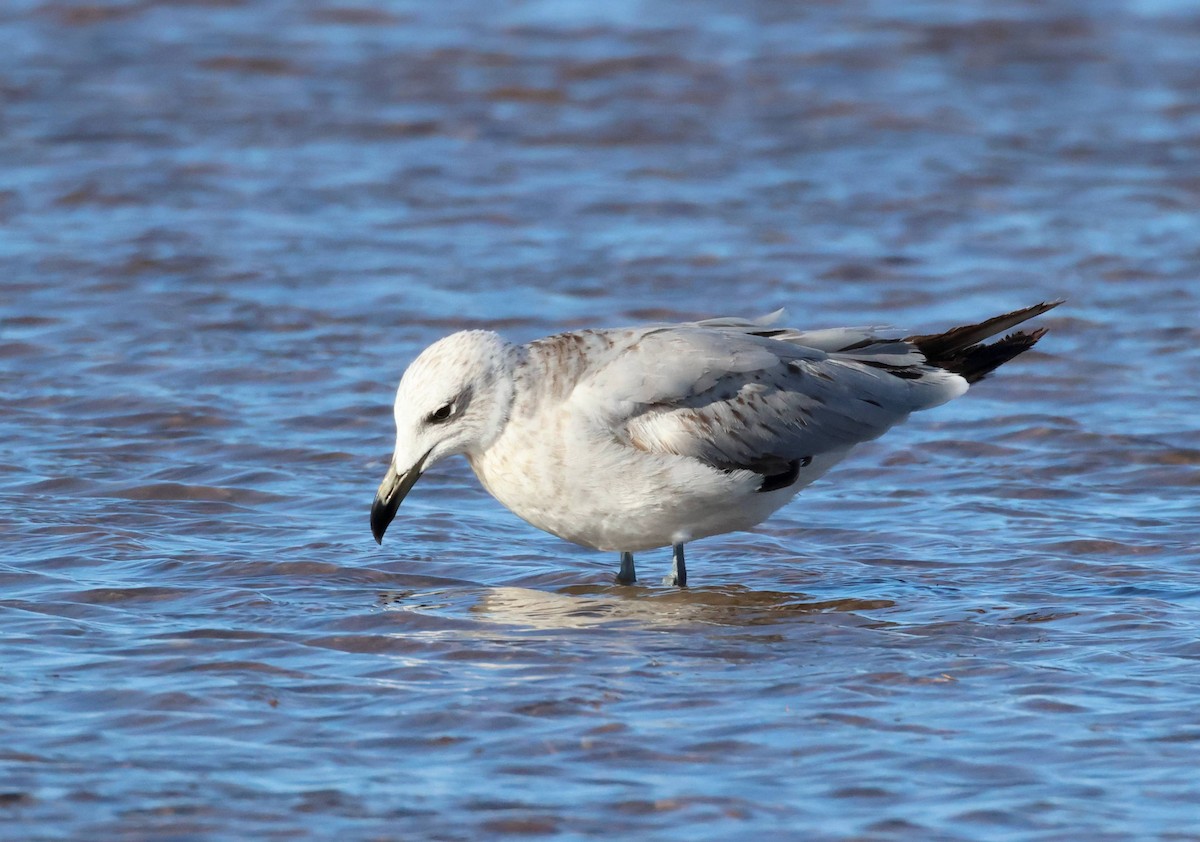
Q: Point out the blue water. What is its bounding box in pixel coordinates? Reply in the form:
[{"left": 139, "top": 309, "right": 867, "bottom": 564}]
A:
[{"left": 3, "top": 0, "right": 1199, "bottom": 838}]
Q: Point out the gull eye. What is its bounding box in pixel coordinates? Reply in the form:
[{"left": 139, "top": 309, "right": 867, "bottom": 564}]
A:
[{"left": 427, "top": 403, "right": 454, "bottom": 424}]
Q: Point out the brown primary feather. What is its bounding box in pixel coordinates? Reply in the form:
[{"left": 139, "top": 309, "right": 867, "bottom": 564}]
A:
[{"left": 905, "top": 300, "right": 1062, "bottom": 384}]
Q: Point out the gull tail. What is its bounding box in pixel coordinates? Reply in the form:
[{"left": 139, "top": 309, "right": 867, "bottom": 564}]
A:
[{"left": 907, "top": 300, "right": 1063, "bottom": 384}]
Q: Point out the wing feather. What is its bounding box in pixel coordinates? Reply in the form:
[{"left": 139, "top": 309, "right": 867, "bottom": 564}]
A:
[{"left": 574, "top": 319, "right": 967, "bottom": 479}]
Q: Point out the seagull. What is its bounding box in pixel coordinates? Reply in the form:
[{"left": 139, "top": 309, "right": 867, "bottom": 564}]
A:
[{"left": 371, "top": 301, "right": 1060, "bottom": 586}]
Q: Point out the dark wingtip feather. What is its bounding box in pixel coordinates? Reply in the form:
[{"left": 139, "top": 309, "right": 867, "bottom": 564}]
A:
[
  {"left": 907, "top": 300, "right": 1063, "bottom": 362},
  {"left": 910, "top": 302, "right": 1060, "bottom": 384},
  {"left": 951, "top": 327, "right": 1049, "bottom": 383}
]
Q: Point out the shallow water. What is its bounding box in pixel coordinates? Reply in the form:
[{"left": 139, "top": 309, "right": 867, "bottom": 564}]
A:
[{"left": 3, "top": 0, "right": 1200, "bottom": 838}]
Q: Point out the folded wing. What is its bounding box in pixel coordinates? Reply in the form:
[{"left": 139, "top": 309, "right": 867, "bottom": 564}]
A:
[{"left": 575, "top": 318, "right": 968, "bottom": 485}]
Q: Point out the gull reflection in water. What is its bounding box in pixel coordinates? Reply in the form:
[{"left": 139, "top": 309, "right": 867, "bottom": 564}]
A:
[{"left": 380, "top": 584, "right": 895, "bottom": 632}]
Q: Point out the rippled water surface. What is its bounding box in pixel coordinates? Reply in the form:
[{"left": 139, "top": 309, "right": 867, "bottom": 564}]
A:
[{"left": 4, "top": 0, "right": 1200, "bottom": 838}]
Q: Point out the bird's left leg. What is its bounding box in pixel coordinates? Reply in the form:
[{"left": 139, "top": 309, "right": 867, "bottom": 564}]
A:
[
  {"left": 616, "top": 552, "right": 636, "bottom": 585},
  {"left": 666, "top": 543, "right": 687, "bottom": 587}
]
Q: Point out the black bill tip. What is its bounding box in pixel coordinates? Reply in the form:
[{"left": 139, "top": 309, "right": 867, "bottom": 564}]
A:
[
  {"left": 370, "top": 491, "right": 399, "bottom": 545},
  {"left": 370, "top": 459, "right": 426, "bottom": 545}
]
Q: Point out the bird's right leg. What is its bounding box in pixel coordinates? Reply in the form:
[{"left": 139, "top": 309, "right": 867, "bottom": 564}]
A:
[
  {"left": 616, "top": 552, "right": 636, "bottom": 585},
  {"left": 665, "top": 543, "right": 687, "bottom": 587}
]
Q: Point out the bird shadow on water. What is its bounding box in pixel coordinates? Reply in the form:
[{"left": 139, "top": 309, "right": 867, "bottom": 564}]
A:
[{"left": 379, "top": 581, "right": 896, "bottom": 631}]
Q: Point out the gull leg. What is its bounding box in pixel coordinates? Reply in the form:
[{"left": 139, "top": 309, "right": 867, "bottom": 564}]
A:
[
  {"left": 666, "top": 543, "right": 687, "bottom": 587},
  {"left": 616, "top": 552, "right": 636, "bottom": 585}
]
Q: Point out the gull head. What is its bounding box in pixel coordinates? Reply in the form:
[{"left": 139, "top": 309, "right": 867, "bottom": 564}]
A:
[{"left": 371, "top": 330, "right": 515, "bottom": 544}]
